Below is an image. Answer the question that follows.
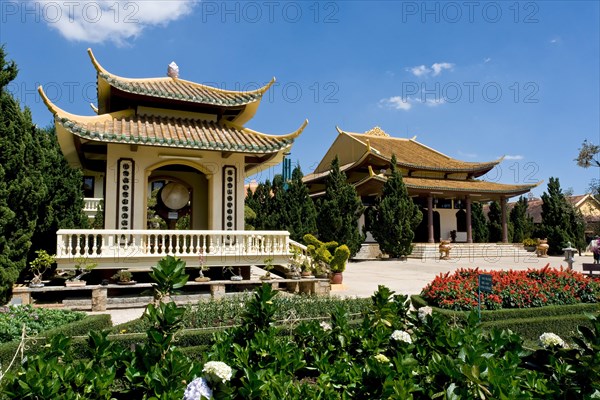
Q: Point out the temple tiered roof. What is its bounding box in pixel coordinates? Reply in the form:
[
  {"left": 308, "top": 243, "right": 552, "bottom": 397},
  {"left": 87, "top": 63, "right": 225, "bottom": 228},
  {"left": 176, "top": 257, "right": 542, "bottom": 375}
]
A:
[
  {"left": 305, "top": 126, "right": 540, "bottom": 201},
  {"left": 38, "top": 49, "right": 306, "bottom": 171}
]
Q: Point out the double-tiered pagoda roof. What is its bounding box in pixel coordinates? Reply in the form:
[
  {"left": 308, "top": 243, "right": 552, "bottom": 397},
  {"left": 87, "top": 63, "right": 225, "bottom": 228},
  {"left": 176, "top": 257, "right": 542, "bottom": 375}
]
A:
[
  {"left": 39, "top": 49, "right": 306, "bottom": 172},
  {"left": 304, "top": 126, "right": 540, "bottom": 201}
]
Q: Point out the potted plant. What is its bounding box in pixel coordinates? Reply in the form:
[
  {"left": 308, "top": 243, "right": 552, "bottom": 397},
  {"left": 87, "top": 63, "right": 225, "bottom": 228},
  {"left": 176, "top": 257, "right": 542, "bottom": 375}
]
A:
[
  {"left": 301, "top": 259, "right": 314, "bottom": 278},
  {"left": 288, "top": 248, "right": 302, "bottom": 279},
  {"left": 522, "top": 238, "right": 537, "bottom": 252},
  {"left": 260, "top": 257, "right": 274, "bottom": 281},
  {"left": 195, "top": 254, "right": 210, "bottom": 282},
  {"left": 223, "top": 266, "right": 243, "bottom": 281},
  {"left": 29, "top": 250, "right": 55, "bottom": 288},
  {"left": 65, "top": 257, "right": 97, "bottom": 287},
  {"left": 329, "top": 245, "right": 350, "bottom": 284},
  {"left": 111, "top": 269, "right": 134, "bottom": 285}
]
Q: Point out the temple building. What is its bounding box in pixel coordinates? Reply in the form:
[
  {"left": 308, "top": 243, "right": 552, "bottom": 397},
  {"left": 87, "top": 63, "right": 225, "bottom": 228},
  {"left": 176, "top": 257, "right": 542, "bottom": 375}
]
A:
[
  {"left": 303, "top": 126, "right": 540, "bottom": 247},
  {"left": 38, "top": 49, "right": 307, "bottom": 270}
]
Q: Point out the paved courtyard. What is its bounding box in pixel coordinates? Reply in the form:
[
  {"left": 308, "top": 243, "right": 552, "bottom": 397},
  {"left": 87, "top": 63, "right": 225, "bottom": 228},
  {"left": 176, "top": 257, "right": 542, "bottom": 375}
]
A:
[{"left": 97, "top": 253, "right": 596, "bottom": 325}]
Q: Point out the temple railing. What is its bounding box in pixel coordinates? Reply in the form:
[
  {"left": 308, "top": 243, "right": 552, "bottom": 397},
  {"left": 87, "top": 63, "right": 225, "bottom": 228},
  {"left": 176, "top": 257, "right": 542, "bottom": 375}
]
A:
[
  {"left": 56, "top": 229, "right": 291, "bottom": 270},
  {"left": 83, "top": 198, "right": 102, "bottom": 217}
]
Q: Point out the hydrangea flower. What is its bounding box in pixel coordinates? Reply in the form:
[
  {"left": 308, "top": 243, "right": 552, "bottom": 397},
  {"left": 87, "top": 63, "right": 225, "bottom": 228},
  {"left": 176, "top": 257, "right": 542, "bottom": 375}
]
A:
[
  {"left": 374, "top": 354, "right": 390, "bottom": 363},
  {"left": 183, "top": 377, "right": 213, "bottom": 400},
  {"left": 203, "top": 361, "right": 233, "bottom": 383},
  {"left": 320, "top": 321, "right": 332, "bottom": 331},
  {"left": 539, "top": 332, "right": 566, "bottom": 348},
  {"left": 391, "top": 330, "right": 412, "bottom": 344},
  {"left": 418, "top": 306, "right": 433, "bottom": 322}
]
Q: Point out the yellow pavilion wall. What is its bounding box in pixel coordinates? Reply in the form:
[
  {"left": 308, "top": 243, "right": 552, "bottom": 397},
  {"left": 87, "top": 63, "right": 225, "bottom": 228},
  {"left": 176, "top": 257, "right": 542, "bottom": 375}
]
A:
[{"left": 104, "top": 143, "right": 246, "bottom": 231}]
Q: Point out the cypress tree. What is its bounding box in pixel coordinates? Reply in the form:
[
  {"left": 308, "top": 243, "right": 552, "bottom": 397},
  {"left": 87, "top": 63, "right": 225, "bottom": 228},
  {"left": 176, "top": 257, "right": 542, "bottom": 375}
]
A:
[
  {"left": 29, "top": 126, "right": 88, "bottom": 257},
  {"left": 245, "top": 180, "right": 272, "bottom": 231},
  {"left": 0, "top": 46, "right": 47, "bottom": 303},
  {"left": 369, "top": 155, "right": 422, "bottom": 257},
  {"left": 540, "top": 177, "right": 586, "bottom": 254},
  {"left": 487, "top": 201, "right": 503, "bottom": 242},
  {"left": 471, "top": 202, "right": 489, "bottom": 243},
  {"left": 316, "top": 156, "right": 365, "bottom": 257},
  {"left": 282, "top": 166, "right": 317, "bottom": 242},
  {"left": 509, "top": 196, "right": 533, "bottom": 243}
]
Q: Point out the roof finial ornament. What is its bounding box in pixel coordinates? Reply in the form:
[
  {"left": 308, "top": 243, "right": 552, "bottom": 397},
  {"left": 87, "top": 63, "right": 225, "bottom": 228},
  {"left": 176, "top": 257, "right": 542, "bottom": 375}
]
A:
[
  {"left": 364, "top": 126, "right": 389, "bottom": 137},
  {"left": 167, "top": 61, "right": 179, "bottom": 79}
]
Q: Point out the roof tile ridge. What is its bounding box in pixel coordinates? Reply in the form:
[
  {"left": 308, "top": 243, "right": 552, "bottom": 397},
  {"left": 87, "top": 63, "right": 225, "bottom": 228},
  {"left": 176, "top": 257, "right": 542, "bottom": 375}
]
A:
[{"left": 88, "top": 48, "right": 274, "bottom": 98}]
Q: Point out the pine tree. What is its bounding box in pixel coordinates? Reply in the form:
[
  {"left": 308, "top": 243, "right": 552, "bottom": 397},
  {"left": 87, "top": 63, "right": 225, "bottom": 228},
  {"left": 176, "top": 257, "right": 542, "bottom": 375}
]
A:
[
  {"left": 316, "top": 156, "right": 365, "bottom": 257},
  {"left": 510, "top": 196, "right": 533, "bottom": 243},
  {"left": 471, "top": 202, "right": 489, "bottom": 243},
  {"left": 0, "top": 46, "right": 47, "bottom": 303},
  {"left": 540, "top": 177, "right": 586, "bottom": 254},
  {"left": 369, "top": 155, "right": 422, "bottom": 257},
  {"left": 282, "top": 166, "right": 317, "bottom": 242}
]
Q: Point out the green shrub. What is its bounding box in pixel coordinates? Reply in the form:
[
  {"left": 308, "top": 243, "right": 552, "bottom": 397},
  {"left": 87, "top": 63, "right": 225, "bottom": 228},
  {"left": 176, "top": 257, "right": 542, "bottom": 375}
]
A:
[
  {"left": 0, "top": 314, "right": 110, "bottom": 369},
  {"left": 0, "top": 305, "right": 86, "bottom": 343}
]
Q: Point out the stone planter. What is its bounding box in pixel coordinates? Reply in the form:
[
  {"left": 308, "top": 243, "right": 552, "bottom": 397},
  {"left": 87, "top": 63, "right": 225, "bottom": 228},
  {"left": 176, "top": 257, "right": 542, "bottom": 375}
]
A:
[
  {"left": 195, "top": 276, "right": 211, "bottom": 282},
  {"left": 65, "top": 280, "right": 86, "bottom": 287}
]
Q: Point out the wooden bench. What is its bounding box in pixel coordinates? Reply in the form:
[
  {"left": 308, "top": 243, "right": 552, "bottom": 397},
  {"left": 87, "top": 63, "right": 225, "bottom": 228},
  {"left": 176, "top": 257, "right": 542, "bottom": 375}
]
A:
[
  {"left": 582, "top": 263, "right": 600, "bottom": 277},
  {"left": 11, "top": 278, "right": 330, "bottom": 312}
]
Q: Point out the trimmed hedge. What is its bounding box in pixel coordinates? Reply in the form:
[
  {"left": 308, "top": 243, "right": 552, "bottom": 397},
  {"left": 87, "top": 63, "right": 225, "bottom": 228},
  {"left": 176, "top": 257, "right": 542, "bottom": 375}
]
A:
[
  {"left": 411, "top": 294, "right": 599, "bottom": 341},
  {"left": 0, "top": 314, "right": 111, "bottom": 368},
  {"left": 481, "top": 315, "right": 594, "bottom": 342}
]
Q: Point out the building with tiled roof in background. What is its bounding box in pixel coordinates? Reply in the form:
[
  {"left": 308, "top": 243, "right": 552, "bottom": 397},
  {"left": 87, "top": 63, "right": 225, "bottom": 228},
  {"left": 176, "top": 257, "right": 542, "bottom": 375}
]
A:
[
  {"left": 38, "top": 49, "right": 307, "bottom": 272},
  {"left": 502, "top": 194, "right": 600, "bottom": 239},
  {"left": 304, "top": 126, "right": 540, "bottom": 254}
]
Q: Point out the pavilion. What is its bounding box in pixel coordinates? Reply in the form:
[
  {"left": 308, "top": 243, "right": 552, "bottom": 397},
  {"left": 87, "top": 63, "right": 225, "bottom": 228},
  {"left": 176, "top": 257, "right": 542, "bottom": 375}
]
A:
[
  {"left": 38, "top": 49, "right": 307, "bottom": 271},
  {"left": 303, "top": 126, "right": 541, "bottom": 246}
]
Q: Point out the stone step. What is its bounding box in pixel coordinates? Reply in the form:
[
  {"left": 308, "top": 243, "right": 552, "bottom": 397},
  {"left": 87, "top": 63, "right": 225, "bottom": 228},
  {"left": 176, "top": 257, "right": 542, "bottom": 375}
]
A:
[{"left": 409, "top": 243, "right": 536, "bottom": 261}]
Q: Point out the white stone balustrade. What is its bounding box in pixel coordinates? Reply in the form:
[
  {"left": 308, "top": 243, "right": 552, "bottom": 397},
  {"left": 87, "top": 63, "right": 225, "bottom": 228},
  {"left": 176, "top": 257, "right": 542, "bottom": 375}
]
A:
[{"left": 56, "top": 229, "right": 292, "bottom": 270}]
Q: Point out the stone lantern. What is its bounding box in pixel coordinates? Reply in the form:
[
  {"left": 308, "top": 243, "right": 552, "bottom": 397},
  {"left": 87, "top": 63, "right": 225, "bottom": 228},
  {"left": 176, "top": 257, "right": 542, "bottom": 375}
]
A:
[{"left": 562, "top": 242, "right": 577, "bottom": 270}]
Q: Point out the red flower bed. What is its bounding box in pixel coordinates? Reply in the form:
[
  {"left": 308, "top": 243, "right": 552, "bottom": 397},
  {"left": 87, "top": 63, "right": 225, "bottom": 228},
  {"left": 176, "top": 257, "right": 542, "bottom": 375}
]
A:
[{"left": 421, "top": 265, "right": 600, "bottom": 311}]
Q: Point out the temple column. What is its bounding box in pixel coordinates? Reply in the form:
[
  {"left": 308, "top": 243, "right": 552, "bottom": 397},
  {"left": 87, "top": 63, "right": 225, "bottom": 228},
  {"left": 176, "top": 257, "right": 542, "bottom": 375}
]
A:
[
  {"left": 427, "top": 195, "right": 434, "bottom": 243},
  {"left": 501, "top": 196, "right": 508, "bottom": 243},
  {"left": 466, "top": 196, "right": 473, "bottom": 243}
]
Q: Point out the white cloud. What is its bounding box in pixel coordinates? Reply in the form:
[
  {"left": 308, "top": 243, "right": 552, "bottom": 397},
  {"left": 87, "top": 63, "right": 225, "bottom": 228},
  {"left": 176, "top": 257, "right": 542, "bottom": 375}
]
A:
[
  {"left": 431, "top": 62, "right": 454, "bottom": 76},
  {"left": 36, "top": 0, "right": 197, "bottom": 45},
  {"left": 484, "top": 57, "right": 492, "bottom": 63},
  {"left": 379, "top": 95, "right": 447, "bottom": 111},
  {"left": 504, "top": 155, "right": 524, "bottom": 160},
  {"left": 407, "top": 62, "right": 454, "bottom": 77},
  {"left": 379, "top": 96, "right": 412, "bottom": 111},
  {"left": 424, "top": 97, "right": 445, "bottom": 107},
  {"left": 409, "top": 65, "right": 430, "bottom": 77}
]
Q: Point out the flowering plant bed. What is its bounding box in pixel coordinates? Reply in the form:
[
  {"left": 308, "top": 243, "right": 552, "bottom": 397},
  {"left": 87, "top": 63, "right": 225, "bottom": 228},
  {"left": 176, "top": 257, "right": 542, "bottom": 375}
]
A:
[{"left": 421, "top": 265, "right": 600, "bottom": 311}]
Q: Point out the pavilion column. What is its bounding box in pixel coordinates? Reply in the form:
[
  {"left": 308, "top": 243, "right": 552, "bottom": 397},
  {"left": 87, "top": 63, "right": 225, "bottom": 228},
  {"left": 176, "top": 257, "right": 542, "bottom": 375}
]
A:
[
  {"left": 427, "top": 195, "right": 434, "bottom": 243},
  {"left": 466, "top": 195, "right": 473, "bottom": 243},
  {"left": 500, "top": 196, "right": 508, "bottom": 243}
]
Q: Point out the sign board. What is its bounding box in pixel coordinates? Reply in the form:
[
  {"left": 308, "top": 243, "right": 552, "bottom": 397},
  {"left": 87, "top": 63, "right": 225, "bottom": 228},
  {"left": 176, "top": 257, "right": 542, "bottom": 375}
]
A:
[
  {"left": 478, "top": 274, "right": 492, "bottom": 293},
  {"left": 168, "top": 211, "right": 179, "bottom": 220}
]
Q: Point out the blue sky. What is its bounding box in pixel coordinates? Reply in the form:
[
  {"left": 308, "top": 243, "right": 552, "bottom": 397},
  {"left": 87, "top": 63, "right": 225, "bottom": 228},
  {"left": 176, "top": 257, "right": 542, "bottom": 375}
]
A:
[{"left": 2, "top": 0, "right": 599, "bottom": 197}]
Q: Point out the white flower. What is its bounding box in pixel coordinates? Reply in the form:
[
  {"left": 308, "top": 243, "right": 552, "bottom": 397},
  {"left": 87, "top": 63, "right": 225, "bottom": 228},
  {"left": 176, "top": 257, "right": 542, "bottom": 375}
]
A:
[
  {"left": 183, "top": 377, "right": 213, "bottom": 400},
  {"left": 374, "top": 354, "right": 390, "bottom": 363},
  {"left": 320, "top": 321, "right": 332, "bottom": 331},
  {"left": 539, "top": 332, "right": 566, "bottom": 348},
  {"left": 418, "top": 306, "right": 433, "bottom": 323},
  {"left": 391, "top": 330, "right": 412, "bottom": 344},
  {"left": 203, "top": 361, "right": 233, "bottom": 383}
]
